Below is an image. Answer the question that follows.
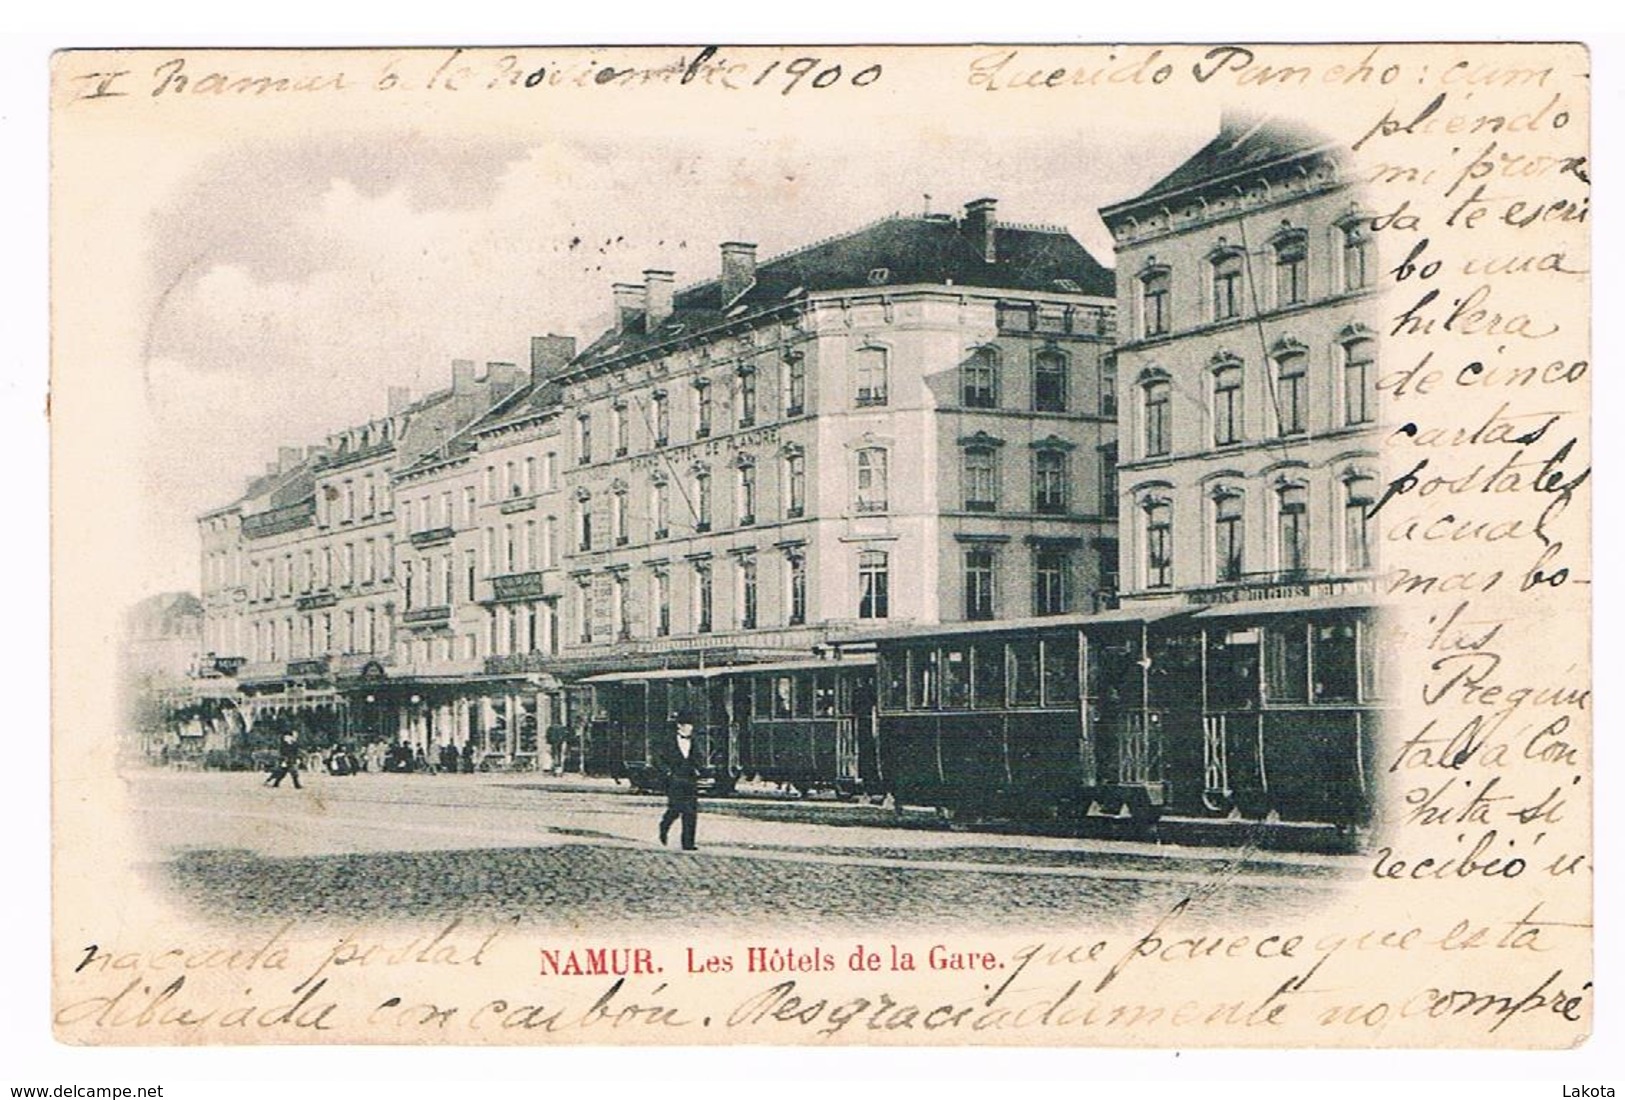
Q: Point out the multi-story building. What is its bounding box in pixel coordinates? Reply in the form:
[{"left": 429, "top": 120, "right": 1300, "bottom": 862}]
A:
[
  {"left": 196, "top": 361, "right": 525, "bottom": 748},
  {"left": 1097, "top": 116, "right": 1382, "bottom": 607},
  {"left": 557, "top": 198, "right": 1119, "bottom": 666},
  {"left": 383, "top": 336, "right": 574, "bottom": 767}
]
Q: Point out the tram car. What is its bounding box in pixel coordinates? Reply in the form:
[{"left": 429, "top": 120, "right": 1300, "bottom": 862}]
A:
[
  {"left": 848, "top": 597, "right": 1389, "bottom": 829},
  {"left": 579, "top": 657, "right": 879, "bottom": 797}
]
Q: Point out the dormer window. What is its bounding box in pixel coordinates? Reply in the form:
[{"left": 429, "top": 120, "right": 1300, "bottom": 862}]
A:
[{"left": 866, "top": 267, "right": 891, "bottom": 286}]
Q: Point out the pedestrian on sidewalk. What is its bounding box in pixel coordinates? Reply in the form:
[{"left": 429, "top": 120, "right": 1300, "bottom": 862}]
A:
[
  {"left": 267, "top": 730, "right": 303, "bottom": 790},
  {"left": 658, "top": 714, "right": 701, "bottom": 851}
]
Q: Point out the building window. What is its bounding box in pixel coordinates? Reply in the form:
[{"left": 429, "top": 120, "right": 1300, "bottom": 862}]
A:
[
  {"left": 787, "top": 551, "right": 807, "bottom": 625},
  {"left": 1141, "top": 269, "right": 1170, "bottom": 337},
  {"left": 402, "top": 560, "right": 414, "bottom": 609},
  {"left": 1343, "top": 337, "right": 1375, "bottom": 426},
  {"left": 695, "top": 381, "right": 712, "bottom": 438},
  {"left": 543, "top": 516, "right": 556, "bottom": 568},
  {"left": 695, "top": 470, "right": 712, "bottom": 531},
  {"left": 1100, "top": 358, "right": 1117, "bottom": 416},
  {"left": 1274, "top": 233, "right": 1308, "bottom": 307},
  {"left": 526, "top": 520, "right": 538, "bottom": 570},
  {"left": 962, "top": 347, "right": 998, "bottom": 408},
  {"left": 463, "top": 486, "right": 477, "bottom": 526},
  {"left": 1342, "top": 221, "right": 1371, "bottom": 291},
  {"left": 964, "top": 549, "right": 996, "bottom": 621},
  {"left": 1145, "top": 500, "right": 1173, "bottom": 589},
  {"left": 1097, "top": 539, "right": 1120, "bottom": 601},
  {"left": 1275, "top": 351, "right": 1308, "bottom": 436},
  {"left": 364, "top": 475, "right": 377, "bottom": 517},
  {"left": 738, "top": 557, "right": 758, "bottom": 629},
  {"left": 855, "top": 447, "right": 888, "bottom": 513},
  {"left": 784, "top": 452, "right": 806, "bottom": 518},
  {"left": 1099, "top": 444, "right": 1119, "bottom": 515},
  {"left": 611, "top": 487, "right": 628, "bottom": 545},
  {"left": 576, "top": 414, "right": 592, "bottom": 465},
  {"left": 858, "top": 550, "right": 889, "bottom": 620},
  {"left": 542, "top": 452, "right": 556, "bottom": 491},
  {"left": 576, "top": 496, "right": 592, "bottom": 552},
  {"left": 1034, "top": 450, "right": 1067, "bottom": 514},
  {"left": 854, "top": 347, "right": 888, "bottom": 407},
  {"left": 612, "top": 573, "right": 629, "bottom": 640},
  {"left": 651, "top": 477, "right": 670, "bottom": 539},
  {"left": 505, "top": 523, "right": 518, "bottom": 573},
  {"left": 1344, "top": 476, "right": 1376, "bottom": 572},
  {"left": 577, "top": 582, "right": 594, "bottom": 644},
  {"left": 524, "top": 456, "right": 536, "bottom": 496},
  {"left": 1144, "top": 379, "right": 1171, "bottom": 457},
  {"left": 1214, "top": 492, "right": 1244, "bottom": 582},
  {"left": 694, "top": 562, "right": 713, "bottom": 634},
  {"left": 1277, "top": 483, "right": 1308, "bottom": 576},
  {"left": 653, "top": 570, "right": 671, "bottom": 637},
  {"left": 465, "top": 549, "right": 477, "bottom": 601},
  {"left": 737, "top": 367, "right": 757, "bottom": 428},
  {"left": 1212, "top": 361, "right": 1243, "bottom": 446},
  {"left": 611, "top": 404, "right": 628, "bottom": 457},
  {"left": 1033, "top": 349, "right": 1067, "bottom": 412},
  {"left": 963, "top": 447, "right": 998, "bottom": 512},
  {"left": 652, "top": 391, "right": 670, "bottom": 446},
  {"left": 1033, "top": 548, "right": 1069, "bottom": 616},
  {"left": 784, "top": 355, "right": 806, "bottom": 417},
  {"left": 737, "top": 462, "right": 757, "bottom": 525},
  {"left": 1212, "top": 251, "right": 1244, "bottom": 321}
]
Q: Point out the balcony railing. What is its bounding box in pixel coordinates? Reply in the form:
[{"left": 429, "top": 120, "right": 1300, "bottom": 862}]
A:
[
  {"left": 401, "top": 604, "right": 451, "bottom": 625},
  {"left": 409, "top": 526, "right": 456, "bottom": 548},
  {"left": 490, "top": 571, "right": 547, "bottom": 602},
  {"left": 296, "top": 589, "right": 336, "bottom": 611},
  {"left": 242, "top": 501, "right": 316, "bottom": 540}
]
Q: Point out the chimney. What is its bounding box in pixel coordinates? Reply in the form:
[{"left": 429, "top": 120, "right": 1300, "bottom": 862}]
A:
[
  {"left": 486, "top": 361, "right": 522, "bottom": 401},
  {"left": 644, "top": 270, "right": 675, "bottom": 332},
  {"left": 277, "top": 445, "right": 301, "bottom": 473},
  {"left": 387, "top": 386, "right": 411, "bottom": 415},
  {"left": 530, "top": 334, "right": 577, "bottom": 384},
  {"left": 451, "top": 358, "right": 477, "bottom": 394},
  {"left": 720, "top": 242, "right": 757, "bottom": 304},
  {"left": 964, "top": 197, "right": 998, "bottom": 263},
  {"left": 612, "top": 282, "right": 643, "bottom": 332}
]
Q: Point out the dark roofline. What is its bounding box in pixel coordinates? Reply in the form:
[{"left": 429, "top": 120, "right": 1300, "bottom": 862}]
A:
[{"left": 1099, "top": 142, "right": 1339, "bottom": 226}]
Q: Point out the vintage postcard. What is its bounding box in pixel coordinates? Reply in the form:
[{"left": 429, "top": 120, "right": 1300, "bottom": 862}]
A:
[{"left": 49, "top": 43, "right": 1592, "bottom": 1048}]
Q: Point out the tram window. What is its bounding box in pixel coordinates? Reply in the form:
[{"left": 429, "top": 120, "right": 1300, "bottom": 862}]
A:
[
  {"left": 909, "top": 648, "right": 939, "bottom": 709},
  {"left": 1312, "top": 621, "right": 1359, "bottom": 702},
  {"left": 942, "top": 646, "right": 971, "bottom": 709},
  {"left": 814, "top": 673, "right": 837, "bottom": 717},
  {"left": 1042, "top": 633, "right": 1080, "bottom": 706},
  {"left": 773, "top": 675, "right": 794, "bottom": 719},
  {"left": 1207, "top": 628, "right": 1261, "bottom": 710},
  {"left": 793, "top": 674, "right": 813, "bottom": 718},
  {"left": 878, "top": 655, "right": 907, "bottom": 712},
  {"left": 1363, "top": 615, "right": 1393, "bottom": 700},
  {"left": 836, "top": 672, "right": 853, "bottom": 715},
  {"left": 1150, "top": 631, "right": 1203, "bottom": 703},
  {"left": 1264, "top": 623, "right": 1310, "bottom": 704},
  {"left": 1010, "top": 638, "right": 1042, "bottom": 707},
  {"left": 752, "top": 676, "right": 772, "bottom": 718},
  {"left": 972, "top": 640, "right": 1006, "bottom": 708}
]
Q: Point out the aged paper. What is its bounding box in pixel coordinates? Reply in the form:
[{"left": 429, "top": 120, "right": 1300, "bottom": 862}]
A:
[{"left": 50, "top": 43, "right": 1592, "bottom": 1050}]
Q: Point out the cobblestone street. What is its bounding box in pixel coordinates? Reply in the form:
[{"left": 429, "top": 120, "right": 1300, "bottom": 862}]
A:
[{"left": 132, "top": 771, "right": 1356, "bottom": 933}]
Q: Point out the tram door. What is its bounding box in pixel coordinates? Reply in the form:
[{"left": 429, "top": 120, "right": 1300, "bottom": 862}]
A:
[
  {"left": 731, "top": 677, "right": 753, "bottom": 778},
  {"left": 849, "top": 671, "right": 880, "bottom": 792}
]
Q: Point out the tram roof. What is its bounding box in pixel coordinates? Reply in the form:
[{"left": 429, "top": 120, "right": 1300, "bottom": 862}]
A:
[
  {"left": 580, "top": 654, "right": 876, "bottom": 684},
  {"left": 843, "top": 605, "right": 1195, "bottom": 645}
]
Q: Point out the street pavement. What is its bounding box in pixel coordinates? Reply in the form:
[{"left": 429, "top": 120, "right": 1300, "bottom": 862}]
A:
[{"left": 129, "top": 770, "right": 1357, "bottom": 932}]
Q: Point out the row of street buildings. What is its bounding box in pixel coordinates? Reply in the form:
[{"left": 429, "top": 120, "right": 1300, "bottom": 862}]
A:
[{"left": 175, "top": 116, "right": 1383, "bottom": 768}]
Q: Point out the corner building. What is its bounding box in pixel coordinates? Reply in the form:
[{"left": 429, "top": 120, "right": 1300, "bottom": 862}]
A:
[
  {"left": 1098, "top": 117, "right": 1384, "bottom": 606},
  {"left": 557, "top": 199, "right": 1120, "bottom": 665}
]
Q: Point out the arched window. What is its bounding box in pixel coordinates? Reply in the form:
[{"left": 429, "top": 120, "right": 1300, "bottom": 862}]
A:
[
  {"left": 736, "top": 460, "right": 758, "bottom": 525},
  {"left": 650, "top": 475, "right": 670, "bottom": 539},
  {"left": 962, "top": 347, "right": 999, "bottom": 408},
  {"left": 1343, "top": 336, "right": 1376, "bottom": 426},
  {"left": 854, "top": 347, "right": 888, "bottom": 407},
  {"left": 1144, "top": 499, "right": 1173, "bottom": 589},
  {"left": 1141, "top": 268, "right": 1171, "bottom": 337},
  {"left": 694, "top": 469, "right": 712, "bottom": 531},
  {"left": 783, "top": 450, "right": 806, "bottom": 518},
  {"left": 855, "top": 447, "right": 889, "bottom": 513},
  {"left": 1343, "top": 474, "right": 1376, "bottom": 572},
  {"left": 1277, "top": 483, "right": 1308, "bottom": 575},
  {"left": 1273, "top": 232, "right": 1308, "bottom": 307},
  {"left": 693, "top": 561, "right": 714, "bottom": 634},
  {"left": 1341, "top": 220, "right": 1371, "bottom": 291},
  {"left": 738, "top": 557, "right": 758, "bottom": 630},
  {"left": 1212, "top": 360, "right": 1244, "bottom": 446},
  {"left": 1143, "top": 377, "right": 1172, "bottom": 457},
  {"left": 736, "top": 366, "right": 758, "bottom": 428},
  {"left": 1212, "top": 250, "right": 1244, "bottom": 321},
  {"left": 611, "top": 484, "right": 628, "bottom": 545},
  {"left": 1033, "top": 348, "right": 1068, "bottom": 412},
  {"left": 1213, "top": 491, "right": 1244, "bottom": 583},
  {"left": 1274, "top": 350, "right": 1308, "bottom": 436}
]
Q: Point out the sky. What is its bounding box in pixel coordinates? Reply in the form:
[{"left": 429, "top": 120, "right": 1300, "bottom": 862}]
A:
[{"left": 134, "top": 117, "right": 1221, "bottom": 595}]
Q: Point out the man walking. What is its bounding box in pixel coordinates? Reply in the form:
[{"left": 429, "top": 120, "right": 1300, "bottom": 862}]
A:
[
  {"left": 658, "top": 715, "right": 701, "bottom": 851},
  {"left": 268, "top": 729, "right": 303, "bottom": 790}
]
